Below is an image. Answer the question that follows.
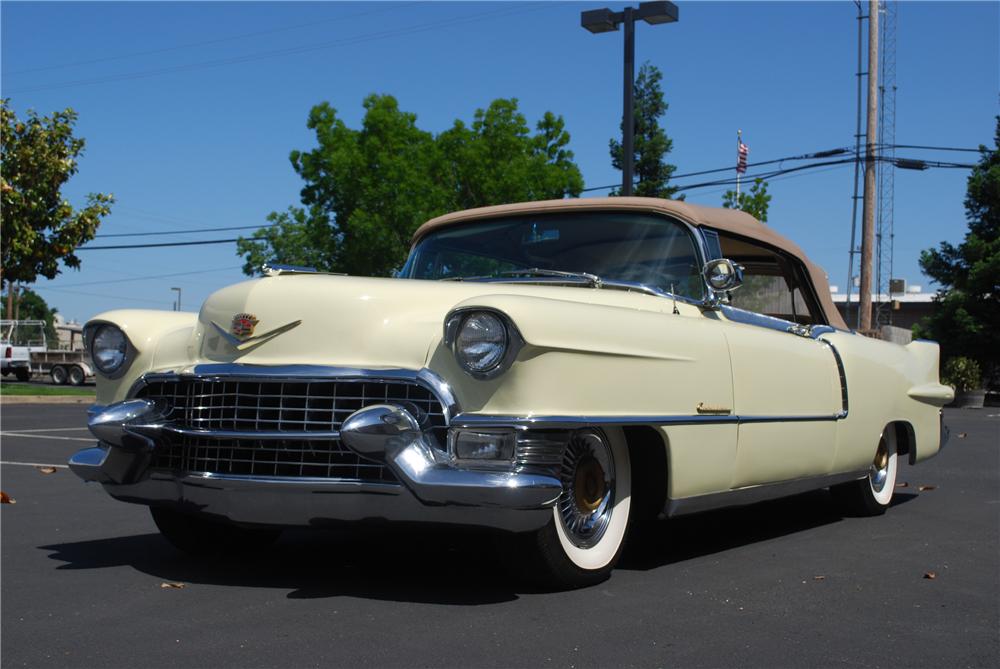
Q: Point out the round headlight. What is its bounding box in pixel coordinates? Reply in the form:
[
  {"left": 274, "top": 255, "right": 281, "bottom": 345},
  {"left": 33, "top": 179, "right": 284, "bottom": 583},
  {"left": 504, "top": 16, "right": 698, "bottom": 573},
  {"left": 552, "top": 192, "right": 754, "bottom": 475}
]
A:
[
  {"left": 92, "top": 325, "right": 128, "bottom": 375},
  {"left": 455, "top": 312, "right": 508, "bottom": 374}
]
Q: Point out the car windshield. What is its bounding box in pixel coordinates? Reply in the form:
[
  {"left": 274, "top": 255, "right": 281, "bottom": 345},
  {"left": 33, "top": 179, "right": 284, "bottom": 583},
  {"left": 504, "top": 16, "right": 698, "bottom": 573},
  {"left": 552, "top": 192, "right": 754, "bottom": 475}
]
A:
[{"left": 402, "top": 212, "right": 705, "bottom": 300}]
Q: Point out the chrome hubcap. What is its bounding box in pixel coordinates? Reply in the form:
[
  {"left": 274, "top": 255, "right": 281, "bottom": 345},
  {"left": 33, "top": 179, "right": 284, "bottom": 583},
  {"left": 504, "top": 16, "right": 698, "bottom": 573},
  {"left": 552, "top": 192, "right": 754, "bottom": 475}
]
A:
[
  {"left": 870, "top": 436, "right": 889, "bottom": 492},
  {"left": 558, "top": 430, "right": 615, "bottom": 547}
]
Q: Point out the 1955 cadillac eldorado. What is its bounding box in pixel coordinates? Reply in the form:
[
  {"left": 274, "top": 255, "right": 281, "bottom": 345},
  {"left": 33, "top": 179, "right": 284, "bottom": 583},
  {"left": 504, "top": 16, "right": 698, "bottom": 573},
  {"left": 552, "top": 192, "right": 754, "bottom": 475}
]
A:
[{"left": 70, "top": 197, "right": 953, "bottom": 588}]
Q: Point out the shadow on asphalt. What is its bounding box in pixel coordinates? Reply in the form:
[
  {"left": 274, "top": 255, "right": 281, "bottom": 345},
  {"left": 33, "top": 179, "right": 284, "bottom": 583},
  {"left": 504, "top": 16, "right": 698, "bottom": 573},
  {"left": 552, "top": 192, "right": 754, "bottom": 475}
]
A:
[{"left": 39, "top": 489, "right": 918, "bottom": 603}]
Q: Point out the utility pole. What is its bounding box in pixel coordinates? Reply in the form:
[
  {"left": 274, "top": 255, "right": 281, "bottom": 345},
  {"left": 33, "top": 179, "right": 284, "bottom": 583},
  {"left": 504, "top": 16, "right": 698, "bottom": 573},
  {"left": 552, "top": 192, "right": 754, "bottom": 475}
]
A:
[{"left": 858, "top": 0, "right": 879, "bottom": 332}]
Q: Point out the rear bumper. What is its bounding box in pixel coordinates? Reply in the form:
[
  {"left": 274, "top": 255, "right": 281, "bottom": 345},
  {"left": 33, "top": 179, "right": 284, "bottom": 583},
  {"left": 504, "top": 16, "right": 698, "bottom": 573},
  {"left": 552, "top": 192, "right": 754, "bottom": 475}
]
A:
[{"left": 69, "top": 402, "right": 561, "bottom": 533}]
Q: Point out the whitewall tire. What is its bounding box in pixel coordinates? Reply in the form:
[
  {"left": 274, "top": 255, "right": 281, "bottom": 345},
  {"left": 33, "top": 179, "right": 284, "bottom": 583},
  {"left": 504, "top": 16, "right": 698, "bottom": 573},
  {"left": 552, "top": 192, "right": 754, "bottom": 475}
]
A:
[
  {"left": 518, "top": 427, "right": 632, "bottom": 588},
  {"left": 832, "top": 426, "right": 898, "bottom": 516}
]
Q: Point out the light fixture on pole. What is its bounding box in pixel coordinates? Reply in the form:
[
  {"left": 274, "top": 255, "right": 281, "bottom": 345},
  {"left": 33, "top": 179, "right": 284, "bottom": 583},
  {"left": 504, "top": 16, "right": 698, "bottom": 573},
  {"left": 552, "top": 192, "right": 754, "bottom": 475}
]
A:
[{"left": 581, "top": 1, "right": 679, "bottom": 196}]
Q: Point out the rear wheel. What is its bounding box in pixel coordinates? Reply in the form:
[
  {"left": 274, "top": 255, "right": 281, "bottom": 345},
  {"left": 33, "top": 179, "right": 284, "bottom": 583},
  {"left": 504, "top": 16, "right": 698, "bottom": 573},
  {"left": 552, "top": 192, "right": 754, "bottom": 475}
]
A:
[
  {"left": 150, "top": 507, "right": 281, "bottom": 556},
  {"left": 14, "top": 367, "right": 30, "bottom": 382},
  {"left": 832, "top": 427, "right": 898, "bottom": 516},
  {"left": 67, "top": 365, "right": 85, "bottom": 386},
  {"left": 50, "top": 365, "right": 68, "bottom": 385},
  {"left": 515, "top": 428, "right": 632, "bottom": 589}
]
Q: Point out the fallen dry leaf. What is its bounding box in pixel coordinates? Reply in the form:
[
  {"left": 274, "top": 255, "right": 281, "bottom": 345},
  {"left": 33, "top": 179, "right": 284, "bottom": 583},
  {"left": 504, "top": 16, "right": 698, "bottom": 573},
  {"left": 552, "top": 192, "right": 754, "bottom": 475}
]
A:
[
  {"left": 957, "top": 432, "right": 968, "bottom": 439},
  {"left": 0, "top": 491, "right": 15, "bottom": 504},
  {"left": 160, "top": 582, "right": 186, "bottom": 589},
  {"left": 918, "top": 485, "right": 937, "bottom": 492},
  {"left": 923, "top": 572, "right": 937, "bottom": 580},
  {"left": 36, "top": 466, "right": 57, "bottom": 475},
  {"left": 896, "top": 481, "right": 909, "bottom": 488},
  {"left": 813, "top": 575, "right": 826, "bottom": 581}
]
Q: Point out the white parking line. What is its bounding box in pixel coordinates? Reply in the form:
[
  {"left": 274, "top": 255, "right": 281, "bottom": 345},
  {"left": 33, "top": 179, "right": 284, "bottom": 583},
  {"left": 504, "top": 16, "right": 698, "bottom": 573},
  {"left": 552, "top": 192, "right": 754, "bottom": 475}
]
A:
[
  {"left": 0, "top": 460, "right": 69, "bottom": 469},
  {"left": 0, "top": 427, "right": 89, "bottom": 433},
  {"left": 0, "top": 432, "right": 93, "bottom": 442}
]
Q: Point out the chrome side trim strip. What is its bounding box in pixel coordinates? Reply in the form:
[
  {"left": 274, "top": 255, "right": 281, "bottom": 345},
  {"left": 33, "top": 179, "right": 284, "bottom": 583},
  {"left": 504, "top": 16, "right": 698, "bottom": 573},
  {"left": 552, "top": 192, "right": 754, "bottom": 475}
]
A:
[
  {"left": 451, "top": 412, "right": 844, "bottom": 429},
  {"left": 127, "top": 364, "right": 461, "bottom": 424},
  {"left": 827, "top": 339, "right": 850, "bottom": 417},
  {"left": 720, "top": 306, "right": 848, "bottom": 339},
  {"left": 665, "top": 469, "right": 868, "bottom": 517}
]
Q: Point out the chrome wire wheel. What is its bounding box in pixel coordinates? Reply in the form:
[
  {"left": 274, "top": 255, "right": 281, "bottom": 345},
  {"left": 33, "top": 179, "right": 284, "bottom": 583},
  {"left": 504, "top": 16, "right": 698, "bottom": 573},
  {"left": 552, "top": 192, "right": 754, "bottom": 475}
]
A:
[{"left": 557, "top": 430, "right": 616, "bottom": 548}]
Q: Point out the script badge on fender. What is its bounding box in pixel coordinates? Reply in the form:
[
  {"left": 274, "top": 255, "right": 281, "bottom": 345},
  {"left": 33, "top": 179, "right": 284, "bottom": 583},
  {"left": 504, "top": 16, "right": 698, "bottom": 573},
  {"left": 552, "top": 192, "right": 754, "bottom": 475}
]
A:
[{"left": 231, "top": 313, "right": 260, "bottom": 339}]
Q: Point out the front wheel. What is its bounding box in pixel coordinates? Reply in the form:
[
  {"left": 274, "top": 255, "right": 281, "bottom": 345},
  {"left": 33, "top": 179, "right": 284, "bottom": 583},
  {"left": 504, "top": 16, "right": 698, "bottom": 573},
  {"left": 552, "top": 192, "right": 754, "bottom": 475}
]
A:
[
  {"left": 516, "top": 428, "right": 632, "bottom": 589},
  {"left": 831, "top": 426, "right": 898, "bottom": 516},
  {"left": 150, "top": 507, "right": 281, "bottom": 556}
]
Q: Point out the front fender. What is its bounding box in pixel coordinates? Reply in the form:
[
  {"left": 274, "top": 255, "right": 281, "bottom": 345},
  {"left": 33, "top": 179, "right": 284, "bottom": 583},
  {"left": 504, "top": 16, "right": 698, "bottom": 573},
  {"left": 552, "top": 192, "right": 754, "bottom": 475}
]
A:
[
  {"left": 87, "top": 309, "right": 199, "bottom": 405},
  {"left": 433, "top": 294, "right": 733, "bottom": 418}
]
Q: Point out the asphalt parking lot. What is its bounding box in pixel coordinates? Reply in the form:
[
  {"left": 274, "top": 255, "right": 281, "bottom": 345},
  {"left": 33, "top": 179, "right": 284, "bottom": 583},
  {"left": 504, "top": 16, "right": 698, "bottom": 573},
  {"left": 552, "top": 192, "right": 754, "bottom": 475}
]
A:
[{"left": 2, "top": 404, "right": 997, "bottom": 668}]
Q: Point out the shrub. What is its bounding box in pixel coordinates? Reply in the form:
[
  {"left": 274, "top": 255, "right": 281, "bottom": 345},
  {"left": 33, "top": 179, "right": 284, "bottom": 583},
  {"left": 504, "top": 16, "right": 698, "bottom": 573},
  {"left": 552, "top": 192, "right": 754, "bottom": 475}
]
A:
[{"left": 941, "top": 357, "right": 982, "bottom": 393}]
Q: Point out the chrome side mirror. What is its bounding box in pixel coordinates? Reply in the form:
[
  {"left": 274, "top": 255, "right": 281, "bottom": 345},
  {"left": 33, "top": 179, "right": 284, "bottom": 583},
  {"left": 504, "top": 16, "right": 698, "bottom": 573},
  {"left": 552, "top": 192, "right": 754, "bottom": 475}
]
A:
[
  {"left": 702, "top": 259, "right": 744, "bottom": 309},
  {"left": 703, "top": 259, "right": 744, "bottom": 292}
]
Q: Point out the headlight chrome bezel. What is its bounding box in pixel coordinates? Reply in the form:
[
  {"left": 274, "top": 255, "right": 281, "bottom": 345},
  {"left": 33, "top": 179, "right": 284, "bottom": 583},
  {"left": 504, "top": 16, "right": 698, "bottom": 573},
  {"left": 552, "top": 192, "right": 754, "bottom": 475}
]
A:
[
  {"left": 84, "top": 322, "right": 135, "bottom": 379},
  {"left": 443, "top": 308, "right": 524, "bottom": 380}
]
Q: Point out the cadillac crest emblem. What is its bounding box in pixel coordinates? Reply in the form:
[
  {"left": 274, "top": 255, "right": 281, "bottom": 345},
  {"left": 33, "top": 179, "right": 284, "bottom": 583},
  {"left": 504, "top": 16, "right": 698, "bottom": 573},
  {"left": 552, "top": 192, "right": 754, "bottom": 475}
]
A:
[{"left": 231, "top": 313, "right": 260, "bottom": 339}]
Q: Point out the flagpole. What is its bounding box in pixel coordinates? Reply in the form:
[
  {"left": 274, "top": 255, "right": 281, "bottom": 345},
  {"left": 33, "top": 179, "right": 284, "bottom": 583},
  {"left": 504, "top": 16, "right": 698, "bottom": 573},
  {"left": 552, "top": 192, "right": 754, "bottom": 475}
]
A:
[{"left": 736, "top": 129, "right": 742, "bottom": 198}]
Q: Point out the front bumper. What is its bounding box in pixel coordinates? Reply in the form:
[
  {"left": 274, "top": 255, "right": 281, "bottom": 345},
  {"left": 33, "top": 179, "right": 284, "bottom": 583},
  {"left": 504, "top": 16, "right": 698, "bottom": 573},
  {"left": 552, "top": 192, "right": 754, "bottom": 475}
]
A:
[{"left": 70, "top": 401, "right": 561, "bottom": 532}]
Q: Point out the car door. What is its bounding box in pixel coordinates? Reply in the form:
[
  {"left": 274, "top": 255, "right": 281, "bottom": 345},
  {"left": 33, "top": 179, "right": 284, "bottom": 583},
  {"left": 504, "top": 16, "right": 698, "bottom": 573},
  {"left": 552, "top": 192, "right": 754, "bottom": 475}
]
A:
[
  {"left": 720, "top": 316, "right": 842, "bottom": 488},
  {"left": 708, "top": 232, "right": 843, "bottom": 488}
]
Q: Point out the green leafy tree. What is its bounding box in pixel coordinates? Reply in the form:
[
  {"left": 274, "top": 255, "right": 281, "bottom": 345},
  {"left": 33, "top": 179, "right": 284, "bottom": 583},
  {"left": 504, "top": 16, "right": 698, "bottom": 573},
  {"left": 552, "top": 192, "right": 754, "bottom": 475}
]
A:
[
  {"left": 438, "top": 101, "right": 583, "bottom": 210},
  {"left": 0, "top": 288, "right": 58, "bottom": 343},
  {"left": 722, "top": 178, "right": 772, "bottom": 223},
  {"left": 1, "top": 100, "right": 114, "bottom": 315},
  {"left": 239, "top": 95, "right": 583, "bottom": 276},
  {"left": 609, "top": 62, "right": 679, "bottom": 198},
  {"left": 914, "top": 116, "right": 1000, "bottom": 385}
]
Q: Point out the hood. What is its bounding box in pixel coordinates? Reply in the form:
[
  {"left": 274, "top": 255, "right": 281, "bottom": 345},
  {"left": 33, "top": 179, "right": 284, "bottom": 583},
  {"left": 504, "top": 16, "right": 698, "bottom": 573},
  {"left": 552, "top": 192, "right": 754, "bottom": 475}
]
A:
[{"left": 196, "top": 274, "right": 674, "bottom": 369}]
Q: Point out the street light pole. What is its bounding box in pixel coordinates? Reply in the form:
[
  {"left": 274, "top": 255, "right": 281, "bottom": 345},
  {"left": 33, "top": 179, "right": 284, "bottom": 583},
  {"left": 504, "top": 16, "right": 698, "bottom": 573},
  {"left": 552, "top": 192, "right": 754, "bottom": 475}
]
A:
[
  {"left": 581, "top": 1, "right": 678, "bottom": 197},
  {"left": 622, "top": 7, "right": 636, "bottom": 195},
  {"left": 171, "top": 287, "right": 181, "bottom": 312}
]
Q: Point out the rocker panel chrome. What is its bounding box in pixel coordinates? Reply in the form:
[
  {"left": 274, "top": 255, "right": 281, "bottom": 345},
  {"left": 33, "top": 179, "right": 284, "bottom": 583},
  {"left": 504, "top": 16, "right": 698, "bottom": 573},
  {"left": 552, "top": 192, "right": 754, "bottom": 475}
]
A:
[{"left": 665, "top": 469, "right": 868, "bottom": 517}]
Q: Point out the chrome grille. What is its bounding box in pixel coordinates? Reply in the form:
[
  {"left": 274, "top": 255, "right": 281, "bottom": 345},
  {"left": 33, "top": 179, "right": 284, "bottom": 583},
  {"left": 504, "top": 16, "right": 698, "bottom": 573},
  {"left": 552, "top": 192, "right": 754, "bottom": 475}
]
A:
[
  {"left": 137, "top": 377, "right": 448, "bottom": 483},
  {"left": 137, "top": 379, "right": 446, "bottom": 433},
  {"left": 152, "top": 434, "right": 398, "bottom": 482}
]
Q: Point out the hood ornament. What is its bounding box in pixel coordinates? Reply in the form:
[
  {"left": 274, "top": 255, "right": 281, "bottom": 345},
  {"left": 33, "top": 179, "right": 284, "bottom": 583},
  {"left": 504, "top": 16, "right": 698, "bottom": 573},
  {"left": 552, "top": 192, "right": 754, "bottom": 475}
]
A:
[{"left": 210, "top": 314, "right": 302, "bottom": 351}]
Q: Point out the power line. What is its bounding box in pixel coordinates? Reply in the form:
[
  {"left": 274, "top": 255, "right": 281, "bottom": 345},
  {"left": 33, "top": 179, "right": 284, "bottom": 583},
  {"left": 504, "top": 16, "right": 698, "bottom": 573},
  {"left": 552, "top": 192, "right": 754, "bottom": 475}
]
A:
[
  {"left": 43, "top": 266, "right": 242, "bottom": 289},
  {"left": 887, "top": 144, "right": 983, "bottom": 153},
  {"left": 582, "top": 151, "right": 974, "bottom": 194},
  {"left": 95, "top": 224, "right": 272, "bottom": 238},
  {"left": 77, "top": 238, "right": 264, "bottom": 251},
  {"left": 73, "top": 147, "right": 978, "bottom": 249},
  {"left": 31, "top": 285, "right": 172, "bottom": 306},
  {"left": 3, "top": 4, "right": 406, "bottom": 76},
  {"left": 6, "top": 3, "right": 551, "bottom": 95}
]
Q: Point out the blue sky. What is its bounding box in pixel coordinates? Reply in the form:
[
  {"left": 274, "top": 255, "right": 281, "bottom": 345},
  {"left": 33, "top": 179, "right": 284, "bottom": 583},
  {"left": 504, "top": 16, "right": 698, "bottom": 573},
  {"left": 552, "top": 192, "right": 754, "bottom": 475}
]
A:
[{"left": 2, "top": 1, "right": 997, "bottom": 323}]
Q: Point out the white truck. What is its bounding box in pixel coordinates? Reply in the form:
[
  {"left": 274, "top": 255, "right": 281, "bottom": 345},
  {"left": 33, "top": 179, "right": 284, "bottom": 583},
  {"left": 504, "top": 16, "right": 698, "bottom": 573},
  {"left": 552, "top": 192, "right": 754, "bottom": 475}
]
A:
[
  {"left": 1, "top": 320, "right": 47, "bottom": 382},
  {"left": 1, "top": 320, "right": 95, "bottom": 385}
]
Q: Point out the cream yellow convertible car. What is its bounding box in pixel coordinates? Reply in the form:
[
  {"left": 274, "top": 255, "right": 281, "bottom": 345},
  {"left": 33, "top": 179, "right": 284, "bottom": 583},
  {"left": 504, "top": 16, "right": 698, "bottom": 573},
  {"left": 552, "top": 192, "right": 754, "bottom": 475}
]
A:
[{"left": 70, "top": 198, "right": 952, "bottom": 588}]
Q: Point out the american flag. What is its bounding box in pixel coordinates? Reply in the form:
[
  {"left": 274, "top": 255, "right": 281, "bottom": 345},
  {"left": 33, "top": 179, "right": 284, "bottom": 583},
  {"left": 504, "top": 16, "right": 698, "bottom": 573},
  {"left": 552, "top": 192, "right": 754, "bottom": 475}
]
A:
[{"left": 736, "top": 140, "right": 749, "bottom": 174}]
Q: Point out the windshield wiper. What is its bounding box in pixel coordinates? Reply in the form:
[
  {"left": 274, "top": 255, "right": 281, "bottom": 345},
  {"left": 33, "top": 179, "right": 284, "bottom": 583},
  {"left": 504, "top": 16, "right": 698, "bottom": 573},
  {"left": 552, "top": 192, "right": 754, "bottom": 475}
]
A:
[{"left": 499, "top": 268, "right": 603, "bottom": 288}]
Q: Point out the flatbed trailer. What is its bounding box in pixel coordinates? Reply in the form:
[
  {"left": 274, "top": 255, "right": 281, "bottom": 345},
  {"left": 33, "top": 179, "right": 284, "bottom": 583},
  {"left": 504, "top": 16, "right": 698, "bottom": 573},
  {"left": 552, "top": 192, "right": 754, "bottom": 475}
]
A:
[{"left": 29, "top": 350, "right": 95, "bottom": 386}]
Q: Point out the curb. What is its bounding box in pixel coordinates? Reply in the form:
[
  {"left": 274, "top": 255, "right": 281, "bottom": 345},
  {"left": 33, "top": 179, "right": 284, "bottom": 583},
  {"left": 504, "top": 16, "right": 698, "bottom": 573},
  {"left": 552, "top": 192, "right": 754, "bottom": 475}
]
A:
[{"left": 1, "top": 395, "right": 96, "bottom": 405}]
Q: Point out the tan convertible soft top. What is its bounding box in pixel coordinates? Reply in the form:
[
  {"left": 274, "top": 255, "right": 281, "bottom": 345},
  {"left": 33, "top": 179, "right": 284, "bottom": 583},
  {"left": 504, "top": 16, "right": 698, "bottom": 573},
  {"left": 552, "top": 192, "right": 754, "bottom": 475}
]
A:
[{"left": 414, "top": 197, "right": 847, "bottom": 330}]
